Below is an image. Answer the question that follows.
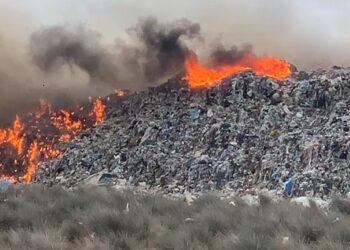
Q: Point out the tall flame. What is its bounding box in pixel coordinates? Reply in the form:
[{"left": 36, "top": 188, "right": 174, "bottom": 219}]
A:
[
  {"left": 22, "top": 140, "right": 39, "bottom": 183},
  {"left": 0, "top": 116, "right": 25, "bottom": 155},
  {"left": 91, "top": 99, "right": 106, "bottom": 126},
  {"left": 184, "top": 54, "right": 292, "bottom": 88}
]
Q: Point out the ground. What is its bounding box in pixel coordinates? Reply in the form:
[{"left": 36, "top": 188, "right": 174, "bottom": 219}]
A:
[{"left": 0, "top": 185, "right": 350, "bottom": 250}]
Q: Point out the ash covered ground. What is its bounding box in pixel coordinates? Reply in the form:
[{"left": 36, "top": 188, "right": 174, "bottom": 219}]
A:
[{"left": 35, "top": 67, "right": 350, "bottom": 200}]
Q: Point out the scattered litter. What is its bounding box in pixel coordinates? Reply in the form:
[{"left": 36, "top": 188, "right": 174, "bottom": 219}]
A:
[
  {"left": 190, "top": 108, "right": 201, "bottom": 120},
  {"left": 35, "top": 69, "right": 350, "bottom": 199}
]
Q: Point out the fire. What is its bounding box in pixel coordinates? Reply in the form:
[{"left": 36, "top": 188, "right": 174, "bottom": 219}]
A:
[
  {"left": 91, "top": 99, "right": 105, "bottom": 126},
  {"left": 51, "top": 110, "right": 83, "bottom": 142},
  {"left": 184, "top": 54, "right": 292, "bottom": 88},
  {"left": 0, "top": 116, "right": 26, "bottom": 155},
  {"left": 115, "top": 89, "right": 126, "bottom": 97},
  {"left": 0, "top": 98, "right": 106, "bottom": 183},
  {"left": 22, "top": 140, "right": 39, "bottom": 183}
]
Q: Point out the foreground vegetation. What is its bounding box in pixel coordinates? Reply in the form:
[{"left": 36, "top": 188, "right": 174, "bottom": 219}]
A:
[{"left": 0, "top": 185, "right": 349, "bottom": 249}]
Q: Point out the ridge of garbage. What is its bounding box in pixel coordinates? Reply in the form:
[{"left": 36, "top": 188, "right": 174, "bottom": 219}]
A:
[{"left": 35, "top": 67, "right": 350, "bottom": 199}]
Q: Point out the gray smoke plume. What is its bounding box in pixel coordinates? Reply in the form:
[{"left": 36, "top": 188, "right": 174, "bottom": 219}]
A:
[
  {"left": 3, "top": 0, "right": 350, "bottom": 123},
  {"left": 0, "top": 14, "right": 204, "bottom": 122},
  {"left": 31, "top": 26, "right": 119, "bottom": 87},
  {"left": 30, "top": 17, "right": 201, "bottom": 89},
  {"left": 209, "top": 43, "right": 253, "bottom": 67},
  {"left": 128, "top": 17, "right": 200, "bottom": 82}
]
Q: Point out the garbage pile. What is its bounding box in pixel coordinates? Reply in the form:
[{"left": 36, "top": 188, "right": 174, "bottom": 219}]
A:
[{"left": 35, "top": 67, "right": 350, "bottom": 198}]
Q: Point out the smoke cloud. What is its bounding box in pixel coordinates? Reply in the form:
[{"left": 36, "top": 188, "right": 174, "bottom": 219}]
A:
[
  {"left": 30, "top": 17, "right": 201, "bottom": 90},
  {"left": 0, "top": 12, "right": 202, "bottom": 122},
  {"left": 2, "top": 0, "right": 350, "bottom": 122},
  {"left": 31, "top": 26, "right": 119, "bottom": 87},
  {"left": 208, "top": 44, "right": 253, "bottom": 67},
  {"left": 127, "top": 17, "right": 200, "bottom": 83}
]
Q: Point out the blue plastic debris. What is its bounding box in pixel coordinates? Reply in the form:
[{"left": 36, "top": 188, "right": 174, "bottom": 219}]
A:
[
  {"left": 284, "top": 178, "right": 294, "bottom": 196},
  {"left": 220, "top": 149, "right": 229, "bottom": 160},
  {"left": 185, "top": 159, "right": 194, "bottom": 169},
  {"left": 271, "top": 168, "right": 281, "bottom": 180},
  {"left": 69, "top": 143, "right": 80, "bottom": 149},
  {"left": 98, "top": 173, "right": 113, "bottom": 184},
  {"left": 300, "top": 80, "right": 310, "bottom": 94},
  {"left": 163, "top": 127, "right": 173, "bottom": 136},
  {"left": 0, "top": 180, "right": 11, "bottom": 190},
  {"left": 190, "top": 108, "right": 201, "bottom": 120}
]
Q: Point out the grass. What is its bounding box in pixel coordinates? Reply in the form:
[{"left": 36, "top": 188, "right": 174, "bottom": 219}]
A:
[{"left": 0, "top": 185, "right": 349, "bottom": 249}]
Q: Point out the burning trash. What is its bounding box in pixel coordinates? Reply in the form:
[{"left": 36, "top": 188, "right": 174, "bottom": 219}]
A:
[
  {"left": 91, "top": 99, "right": 106, "bottom": 126},
  {"left": 184, "top": 53, "right": 292, "bottom": 88},
  {"left": 0, "top": 98, "right": 105, "bottom": 183},
  {"left": 115, "top": 89, "right": 126, "bottom": 97},
  {"left": 31, "top": 66, "right": 350, "bottom": 200}
]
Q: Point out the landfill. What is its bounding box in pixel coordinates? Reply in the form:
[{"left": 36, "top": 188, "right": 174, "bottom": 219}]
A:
[{"left": 35, "top": 67, "right": 350, "bottom": 199}]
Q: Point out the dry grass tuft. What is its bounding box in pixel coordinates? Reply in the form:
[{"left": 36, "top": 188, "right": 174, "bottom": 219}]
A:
[{"left": 0, "top": 185, "right": 349, "bottom": 249}]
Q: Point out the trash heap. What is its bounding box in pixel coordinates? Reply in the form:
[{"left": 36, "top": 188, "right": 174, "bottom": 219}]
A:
[{"left": 36, "top": 67, "right": 350, "bottom": 198}]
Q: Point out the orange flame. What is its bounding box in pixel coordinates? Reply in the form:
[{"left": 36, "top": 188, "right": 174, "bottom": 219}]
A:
[
  {"left": 0, "top": 116, "right": 25, "bottom": 155},
  {"left": 91, "top": 99, "right": 105, "bottom": 126},
  {"left": 21, "top": 140, "right": 39, "bottom": 183},
  {"left": 40, "top": 144, "right": 61, "bottom": 159},
  {"left": 51, "top": 110, "right": 83, "bottom": 142},
  {"left": 0, "top": 98, "right": 106, "bottom": 183},
  {"left": 184, "top": 54, "right": 292, "bottom": 88},
  {"left": 115, "top": 89, "right": 126, "bottom": 97}
]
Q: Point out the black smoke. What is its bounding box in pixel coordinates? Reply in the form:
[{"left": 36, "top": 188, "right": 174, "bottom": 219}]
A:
[
  {"left": 209, "top": 43, "right": 253, "bottom": 67},
  {"left": 30, "top": 26, "right": 119, "bottom": 86},
  {"left": 30, "top": 17, "right": 201, "bottom": 88},
  {"left": 129, "top": 17, "right": 201, "bottom": 82}
]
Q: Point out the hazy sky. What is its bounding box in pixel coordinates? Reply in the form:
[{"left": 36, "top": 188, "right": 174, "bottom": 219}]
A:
[
  {"left": 1, "top": 0, "right": 350, "bottom": 118},
  {"left": 2, "top": 0, "right": 350, "bottom": 68}
]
